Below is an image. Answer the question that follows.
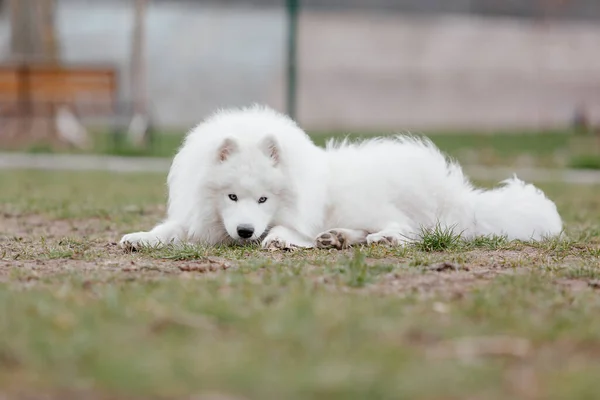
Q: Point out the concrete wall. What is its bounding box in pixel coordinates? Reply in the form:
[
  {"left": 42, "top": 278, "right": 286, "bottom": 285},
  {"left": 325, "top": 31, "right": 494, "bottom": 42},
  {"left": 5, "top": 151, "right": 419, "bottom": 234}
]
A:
[
  {"left": 1, "top": 1, "right": 599, "bottom": 131},
  {"left": 296, "top": 12, "right": 600, "bottom": 131}
]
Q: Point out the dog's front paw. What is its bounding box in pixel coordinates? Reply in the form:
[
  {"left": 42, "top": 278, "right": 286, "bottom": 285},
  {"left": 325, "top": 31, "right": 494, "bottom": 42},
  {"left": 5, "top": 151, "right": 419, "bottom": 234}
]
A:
[
  {"left": 119, "top": 232, "right": 160, "bottom": 251},
  {"left": 315, "top": 229, "right": 349, "bottom": 250},
  {"left": 261, "top": 236, "right": 299, "bottom": 252}
]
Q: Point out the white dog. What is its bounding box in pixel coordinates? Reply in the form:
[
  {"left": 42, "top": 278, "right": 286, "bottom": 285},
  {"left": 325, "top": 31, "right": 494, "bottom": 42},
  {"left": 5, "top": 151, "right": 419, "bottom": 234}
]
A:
[{"left": 120, "top": 105, "right": 563, "bottom": 250}]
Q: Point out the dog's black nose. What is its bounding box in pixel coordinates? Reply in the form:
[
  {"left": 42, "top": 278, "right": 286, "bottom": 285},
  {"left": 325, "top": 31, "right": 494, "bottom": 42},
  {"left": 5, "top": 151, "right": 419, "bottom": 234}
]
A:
[{"left": 237, "top": 225, "right": 254, "bottom": 239}]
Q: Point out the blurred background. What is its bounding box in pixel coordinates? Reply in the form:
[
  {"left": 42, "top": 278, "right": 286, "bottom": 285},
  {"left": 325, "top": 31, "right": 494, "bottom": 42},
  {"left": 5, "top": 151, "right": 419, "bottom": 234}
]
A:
[{"left": 0, "top": 0, "right": 599, "bottom": 171}]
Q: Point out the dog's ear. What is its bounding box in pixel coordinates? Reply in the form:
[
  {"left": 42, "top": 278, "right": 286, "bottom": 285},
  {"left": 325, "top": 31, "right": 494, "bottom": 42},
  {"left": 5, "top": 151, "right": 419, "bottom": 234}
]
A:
[
  {"left": 217, "top": 138, "right": 238, "bottom": 162},
  {"left": 260, "top": 135, "right": 280, "bottom": 166}
]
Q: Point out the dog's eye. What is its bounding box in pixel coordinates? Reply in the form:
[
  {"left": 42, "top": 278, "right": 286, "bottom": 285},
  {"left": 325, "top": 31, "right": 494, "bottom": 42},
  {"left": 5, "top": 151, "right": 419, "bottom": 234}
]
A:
[
  {"left": 228, "top": 194, "right": 238, "bottom": 202},
  {"left": 258, "top": 197, "right": 268, "bottom": 204}
]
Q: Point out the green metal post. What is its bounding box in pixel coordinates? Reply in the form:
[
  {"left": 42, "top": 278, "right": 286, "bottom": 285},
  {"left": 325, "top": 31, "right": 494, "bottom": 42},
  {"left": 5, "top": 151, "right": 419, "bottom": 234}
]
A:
[{"left": 286, "top": 0, "right": 299, "bottom": 120}]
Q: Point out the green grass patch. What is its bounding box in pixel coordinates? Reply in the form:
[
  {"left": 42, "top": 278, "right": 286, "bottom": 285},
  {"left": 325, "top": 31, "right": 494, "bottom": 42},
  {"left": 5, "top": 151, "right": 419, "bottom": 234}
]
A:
[
  {"left": 569, "top": 154, "right": 600, "bottom": 169},
  {"left": 416, "top": 224, "right": 464, "bottom": 252}
]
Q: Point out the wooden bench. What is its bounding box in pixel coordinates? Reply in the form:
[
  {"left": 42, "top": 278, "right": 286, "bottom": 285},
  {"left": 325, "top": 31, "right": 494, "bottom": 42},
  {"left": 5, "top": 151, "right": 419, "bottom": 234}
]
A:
[{"left": 0, "top": 64, "right": 119, "bottom": 146}]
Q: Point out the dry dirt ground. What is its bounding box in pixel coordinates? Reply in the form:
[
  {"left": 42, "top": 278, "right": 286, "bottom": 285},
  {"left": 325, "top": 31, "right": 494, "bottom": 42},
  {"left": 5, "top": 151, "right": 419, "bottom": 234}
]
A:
[{"left": 1, "top": 170, "right": 600, "bottom": 400}]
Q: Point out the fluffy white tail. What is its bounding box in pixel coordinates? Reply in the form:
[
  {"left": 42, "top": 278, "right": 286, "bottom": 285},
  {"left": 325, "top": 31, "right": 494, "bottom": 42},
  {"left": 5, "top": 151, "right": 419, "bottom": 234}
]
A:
[{"left": 469, "top": 176, "right": 563, "bottom": 241}]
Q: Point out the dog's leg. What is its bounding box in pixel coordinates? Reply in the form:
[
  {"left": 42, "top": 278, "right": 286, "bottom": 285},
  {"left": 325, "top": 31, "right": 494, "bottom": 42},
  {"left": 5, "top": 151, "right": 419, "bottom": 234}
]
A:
[
  {"left": 119, "top": 220, "right": 185, "bottom": 250},
  {"left": 366, "top": 224, "right": 414, "bottom": 247},
  {"left": 262, "top": 226, "right": 314, "bottom": 251},
  {"left": 315, "top": 228, "right": 369, "bottom": 250}
]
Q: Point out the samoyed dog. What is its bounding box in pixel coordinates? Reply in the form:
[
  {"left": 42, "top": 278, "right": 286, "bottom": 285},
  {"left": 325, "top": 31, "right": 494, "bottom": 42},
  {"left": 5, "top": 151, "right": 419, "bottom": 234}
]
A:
[{"left": 119, "top": 105, "right": 562, "bottom": 250}]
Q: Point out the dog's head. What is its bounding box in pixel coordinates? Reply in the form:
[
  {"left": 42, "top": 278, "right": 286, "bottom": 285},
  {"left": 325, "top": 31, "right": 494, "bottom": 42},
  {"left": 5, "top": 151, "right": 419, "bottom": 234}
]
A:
[{"left": 207, "top": 135, "right": 289, "bottom": 242}]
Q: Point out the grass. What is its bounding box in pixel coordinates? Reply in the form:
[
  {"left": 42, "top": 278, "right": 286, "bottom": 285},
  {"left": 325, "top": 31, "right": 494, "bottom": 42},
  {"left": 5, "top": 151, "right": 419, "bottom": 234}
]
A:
[
  {"left": 416, "top": 224, "right": 465, "bottom": 252},
  {"left": 1, "top": 170, "right": 600, "bottom": 399},
  {"left": 567, "top": 135, "right": 600, "bottom": 170},
  {"left": 569, "top": 154, "right": 600, "bottom": 170}
]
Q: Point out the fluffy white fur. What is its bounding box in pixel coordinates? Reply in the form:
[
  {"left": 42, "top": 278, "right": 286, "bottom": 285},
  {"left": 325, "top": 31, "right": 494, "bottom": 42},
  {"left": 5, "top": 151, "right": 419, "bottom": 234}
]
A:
[{"left": 120, "top": 105, "right": 563, "bottom": 250}]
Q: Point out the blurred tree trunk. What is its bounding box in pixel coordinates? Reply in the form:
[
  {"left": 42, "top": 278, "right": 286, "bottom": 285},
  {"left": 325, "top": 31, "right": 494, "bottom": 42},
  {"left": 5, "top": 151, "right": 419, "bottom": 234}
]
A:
[
  {"left": 40, "top": 0, "right": 60, "bottom": 64},
  {"left": 128, "top": 0, "right": 150, "bottom": 147},
  {"left": 7, "top": 0, "right": 60, "bottom": 147},
  {"left": 9, "top": 0, "right": 59, "bottom": 63},
  {"left": 131, "top": 0, "right": 147, "bottom": 115}
]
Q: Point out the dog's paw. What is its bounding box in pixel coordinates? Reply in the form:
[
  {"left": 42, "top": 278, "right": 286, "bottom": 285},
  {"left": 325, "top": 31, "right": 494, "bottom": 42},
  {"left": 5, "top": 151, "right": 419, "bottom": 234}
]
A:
[
  {"left": 119, "top": 232, "right": 160, "bottom": 251},
  {"left": 366, "top": 231, "right": 409, "bottom": 247},
  {"left": 261, "top": 237, "right": 299, "bottom": 252},
  {"left": 315, "top": 229, "right": 348, "bottom": 250}
]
